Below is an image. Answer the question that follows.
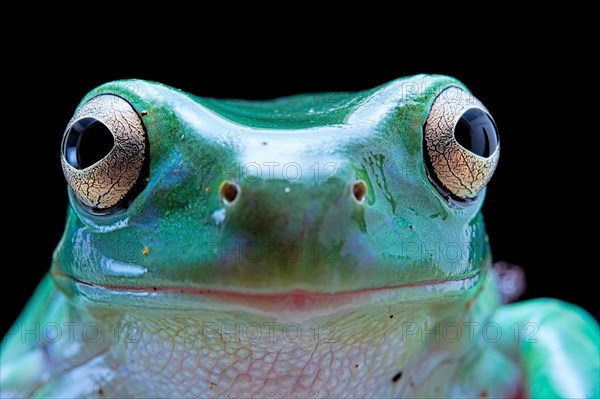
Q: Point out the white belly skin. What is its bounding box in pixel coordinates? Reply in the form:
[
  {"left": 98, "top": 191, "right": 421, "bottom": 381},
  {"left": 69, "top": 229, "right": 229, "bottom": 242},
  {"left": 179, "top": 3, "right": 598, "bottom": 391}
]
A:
[{"left": 2, "top": 273, "right": 522, "bottom": 398}]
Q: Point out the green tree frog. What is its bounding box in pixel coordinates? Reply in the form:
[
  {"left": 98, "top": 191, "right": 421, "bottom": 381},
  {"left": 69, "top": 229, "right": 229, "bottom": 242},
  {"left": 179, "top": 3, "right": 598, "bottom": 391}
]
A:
[{"left": 1, "top": 75, "right": 598, "bottom": 398}]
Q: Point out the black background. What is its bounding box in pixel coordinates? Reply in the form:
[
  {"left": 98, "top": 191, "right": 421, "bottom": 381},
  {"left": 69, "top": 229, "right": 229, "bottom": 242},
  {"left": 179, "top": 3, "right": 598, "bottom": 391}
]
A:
[{"left": 2, "top": 37, "right": 595, "bottom": 338}]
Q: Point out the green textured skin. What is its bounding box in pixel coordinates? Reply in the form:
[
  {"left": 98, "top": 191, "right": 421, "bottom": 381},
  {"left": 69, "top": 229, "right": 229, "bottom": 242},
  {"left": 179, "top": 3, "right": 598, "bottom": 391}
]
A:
[{"left": 1, "top": 76, "right": 598, "bottom": 398}]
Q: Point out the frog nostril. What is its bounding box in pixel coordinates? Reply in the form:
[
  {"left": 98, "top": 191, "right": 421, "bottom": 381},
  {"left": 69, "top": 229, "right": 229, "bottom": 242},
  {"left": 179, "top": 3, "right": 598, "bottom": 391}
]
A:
[
  {"left": 352, "top": 180, "right": 368, "bottom": 203},
  {"left": 219, "top": 181, "right": 241, "bottom": 205}
]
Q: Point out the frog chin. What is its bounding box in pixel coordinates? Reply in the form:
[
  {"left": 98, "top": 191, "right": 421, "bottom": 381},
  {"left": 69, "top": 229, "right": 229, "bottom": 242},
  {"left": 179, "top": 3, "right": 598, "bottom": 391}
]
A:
[{"left": 53, "top": 270, "right": 482, "bottom": 319}]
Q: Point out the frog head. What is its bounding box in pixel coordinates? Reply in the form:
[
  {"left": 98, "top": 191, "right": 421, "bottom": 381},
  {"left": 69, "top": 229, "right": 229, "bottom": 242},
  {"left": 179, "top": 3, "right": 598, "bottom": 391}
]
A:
[{"left": 52, "top": 75, "right": 499, "bottom": 310}]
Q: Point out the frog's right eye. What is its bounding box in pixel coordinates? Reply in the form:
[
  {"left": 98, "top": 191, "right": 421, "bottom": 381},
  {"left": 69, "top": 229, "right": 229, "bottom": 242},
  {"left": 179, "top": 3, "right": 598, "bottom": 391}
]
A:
[{"left": 61, "top": 95, "right": 148, "bottom": 213}]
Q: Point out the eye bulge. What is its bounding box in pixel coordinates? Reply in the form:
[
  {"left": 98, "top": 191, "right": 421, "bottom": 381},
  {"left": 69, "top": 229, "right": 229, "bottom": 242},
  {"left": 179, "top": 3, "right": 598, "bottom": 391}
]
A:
[
  {"left": 423, "top": 87, "right": 499, "bottom": 201},
  {"left": 61, "top": 95, "right": 147, "bottom": 212},
  {"left": 61, "top": 87, "right": 497, "bottom": 211}
]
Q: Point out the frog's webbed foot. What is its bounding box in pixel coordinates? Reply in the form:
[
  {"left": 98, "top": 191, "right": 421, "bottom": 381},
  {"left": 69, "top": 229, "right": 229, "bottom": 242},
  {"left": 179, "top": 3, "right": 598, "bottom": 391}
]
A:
[{"left": 492, "top": 261, "right": 525, "bottom": 304}]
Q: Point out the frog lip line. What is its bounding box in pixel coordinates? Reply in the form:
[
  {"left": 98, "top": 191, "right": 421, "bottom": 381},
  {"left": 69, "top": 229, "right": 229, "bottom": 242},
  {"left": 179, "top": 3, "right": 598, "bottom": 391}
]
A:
[{"left": 54, "top": 271, "right": 480, "bottom": 309}]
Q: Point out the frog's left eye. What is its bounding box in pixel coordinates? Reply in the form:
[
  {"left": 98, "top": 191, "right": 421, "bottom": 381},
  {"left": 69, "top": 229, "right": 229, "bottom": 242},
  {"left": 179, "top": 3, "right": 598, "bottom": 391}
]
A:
[
  {"left": 424, "top": 87, "right": 499, "bottom": 201},
  {"left": 61, "top": 95, "right": 147, "bottom": 212}
]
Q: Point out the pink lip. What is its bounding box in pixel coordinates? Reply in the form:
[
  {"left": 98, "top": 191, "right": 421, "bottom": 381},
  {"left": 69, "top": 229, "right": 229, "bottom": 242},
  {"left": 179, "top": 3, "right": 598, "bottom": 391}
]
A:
[{"left": 55, "top": 271, "right": 480, "bottom": 312}]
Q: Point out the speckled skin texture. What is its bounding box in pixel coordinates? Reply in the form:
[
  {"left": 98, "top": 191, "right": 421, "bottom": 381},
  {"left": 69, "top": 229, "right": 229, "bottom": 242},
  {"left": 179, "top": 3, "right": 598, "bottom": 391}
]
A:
[
  {"left": 1, "top": 76, "right": 598, "bottom": 398},
  {"left": 106, "top": 290, "right": 510, "bottom": 398},
  {"left": 11, "top": 273, "right": 523, "bottom": 398}
]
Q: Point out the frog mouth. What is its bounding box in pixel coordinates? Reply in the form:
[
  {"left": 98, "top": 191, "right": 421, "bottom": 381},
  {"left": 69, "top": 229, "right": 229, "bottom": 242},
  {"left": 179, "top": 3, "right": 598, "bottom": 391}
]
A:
[{"left": 54, "top": 271, "right": 481, "bottom": 315}]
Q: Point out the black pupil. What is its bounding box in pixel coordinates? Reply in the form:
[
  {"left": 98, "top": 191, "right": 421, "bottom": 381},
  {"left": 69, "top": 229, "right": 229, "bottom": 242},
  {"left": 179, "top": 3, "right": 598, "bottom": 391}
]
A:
[
  {"left": 64, "top": 118, "right": 114, "bottom": 169},
  {"left": 454, "top": 108, "right": 498, "bottom": 158}
]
